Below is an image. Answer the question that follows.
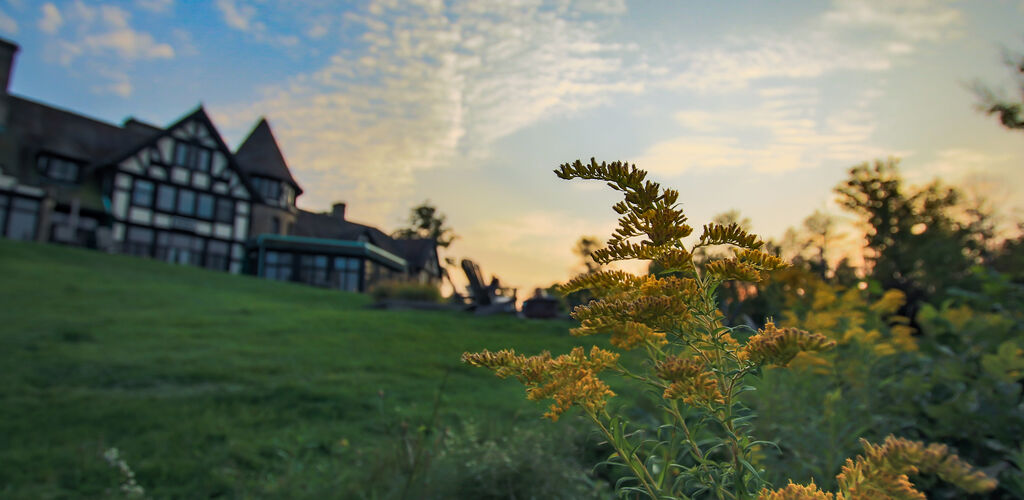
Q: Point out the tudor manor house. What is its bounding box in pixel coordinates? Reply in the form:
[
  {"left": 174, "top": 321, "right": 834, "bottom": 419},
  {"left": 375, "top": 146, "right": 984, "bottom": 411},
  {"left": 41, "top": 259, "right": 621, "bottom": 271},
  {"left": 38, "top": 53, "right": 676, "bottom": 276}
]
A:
[{"left": 0, "top": 39, "right": 441, "bottom": 292}]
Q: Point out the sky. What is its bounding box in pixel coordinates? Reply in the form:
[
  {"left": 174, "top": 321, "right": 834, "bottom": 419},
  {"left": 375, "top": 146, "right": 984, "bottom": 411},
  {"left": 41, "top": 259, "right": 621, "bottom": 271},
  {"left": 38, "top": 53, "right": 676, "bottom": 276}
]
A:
[{"left": 2, "top": 0, "right": 1023, "bottom": 293}]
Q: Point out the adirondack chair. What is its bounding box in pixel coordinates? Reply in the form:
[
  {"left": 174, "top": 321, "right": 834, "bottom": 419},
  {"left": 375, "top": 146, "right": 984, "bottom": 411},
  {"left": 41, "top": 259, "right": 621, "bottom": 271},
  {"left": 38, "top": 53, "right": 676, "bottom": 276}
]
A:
[{"left": 460, "top": 259, "right": 517, "bottom": 314}]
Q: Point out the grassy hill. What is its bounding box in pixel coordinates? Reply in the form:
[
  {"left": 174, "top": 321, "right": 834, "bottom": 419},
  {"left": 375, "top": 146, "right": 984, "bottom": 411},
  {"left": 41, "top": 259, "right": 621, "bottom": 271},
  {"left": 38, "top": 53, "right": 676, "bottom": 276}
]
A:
[{"left": 0, "top": 240, "right": 610, "bottom": 498}]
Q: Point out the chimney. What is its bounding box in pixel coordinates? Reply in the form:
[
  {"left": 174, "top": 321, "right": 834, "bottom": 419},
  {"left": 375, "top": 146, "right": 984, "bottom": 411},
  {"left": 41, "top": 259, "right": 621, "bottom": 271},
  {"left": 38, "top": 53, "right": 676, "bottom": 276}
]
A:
[
  {"left": 0, "top": 39, "right": 18, "bottom": 94},
  {"left": 332, "top": 202, "right": 346, "bottom": 221}
]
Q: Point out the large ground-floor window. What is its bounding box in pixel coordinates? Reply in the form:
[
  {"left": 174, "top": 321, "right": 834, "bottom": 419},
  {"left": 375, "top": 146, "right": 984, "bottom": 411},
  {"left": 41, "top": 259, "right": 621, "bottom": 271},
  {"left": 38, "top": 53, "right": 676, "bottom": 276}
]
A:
[
  {"left": 119, "top": 226, "right": 232, "bottom": 271},
  {"left": 258, "top": 251, "right": 368, "bottom": 291},
  {"left": 264, "top": 251, "right": 294, "bottom": 281},
  {"left": 155, "top": 231, "right": 204, "bottom": 266},
  {"left": 0, "top": 194, "right": 40, "bottom": 241},
  {"left": 124, "top": 227, "right": 154, "bottom": 257},
  {"left": 332, "top": 257, "right": 360, "bottom": 292}
]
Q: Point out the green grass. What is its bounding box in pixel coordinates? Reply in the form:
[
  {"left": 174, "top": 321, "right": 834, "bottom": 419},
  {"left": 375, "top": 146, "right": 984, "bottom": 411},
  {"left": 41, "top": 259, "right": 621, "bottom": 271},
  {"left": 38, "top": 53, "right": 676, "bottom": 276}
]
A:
[{"left": 0, "top": 240, "right": 611, "bottom": 498}]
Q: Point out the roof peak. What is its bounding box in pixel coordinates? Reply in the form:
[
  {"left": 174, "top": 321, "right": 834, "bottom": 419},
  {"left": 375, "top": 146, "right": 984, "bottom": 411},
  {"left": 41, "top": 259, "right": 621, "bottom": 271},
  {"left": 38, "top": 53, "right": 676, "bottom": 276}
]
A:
[{"left": 234, "top": 117, "right": 302, "bottom": 192}]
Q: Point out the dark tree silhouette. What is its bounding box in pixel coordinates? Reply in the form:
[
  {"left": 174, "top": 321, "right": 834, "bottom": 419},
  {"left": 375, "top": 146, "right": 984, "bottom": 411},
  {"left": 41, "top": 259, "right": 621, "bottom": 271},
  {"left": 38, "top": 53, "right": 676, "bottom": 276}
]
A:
[
  {"left": 974, "top": 48, "right": 1024, "bottom": 131},
  {"left": 393, "top": 201, "right": 456, "bottom": 248},
  {"left": 835, "top": 159, "right": 991, "bottom": 311}
]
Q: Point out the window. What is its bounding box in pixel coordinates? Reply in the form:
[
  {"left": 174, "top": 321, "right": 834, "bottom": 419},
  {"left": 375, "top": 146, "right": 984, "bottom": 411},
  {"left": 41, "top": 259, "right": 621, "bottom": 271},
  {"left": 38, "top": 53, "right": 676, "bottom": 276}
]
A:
[
  {"left": 177, "top": 189, "right": 195, "bottom": 216},
  {"left": 332, "top": 257, "right": 361, "bottom": 292},
  {"left": 196, "top": 149, "right": 211, "bottom": 172},
  {"left": 205, "top": 240, "right": 230, "bottom": 271},
  {"left": 155, "top": 231, "right": 203, "bottom": 266},
  {"left": 174, "top": 142, "right": 189, "bottom": 166},
  {"left": 284, "top": 185, "right": 296, "bottom": 207},
  {"left": 37, "top": 155, "right": 80, "bottom": 182},
  {"left": 264, "top": 251, "right": 293, "bottom": 281},
  {"left": 5, "top": 197, "right": 39, "bottom": 241},
  {"left": 124, "top": 227, "right": 154, "bottom": 257},
  {"left": 270, "top": 217, "right": 280, "bottom": 235},
  {"left": 299, "top": 255, "right": 330, "bottom": 287},
  {"left": 215, "top": 198, "right": 233, "bottom": 223},
  {"left": 173, "top": 141, "right": 213, "bottom": 171},
  {"left": 251, "top": 176, "right": 282, "bottom": 203},
  {"left": 131, "top": 179, "right": 155, "bottom": 207},
  {"left": 156, "top": 185, "right": 176, "bottom": 212},
  {"left": 196, "top": 193, "right": 214, "bottom": 220}
]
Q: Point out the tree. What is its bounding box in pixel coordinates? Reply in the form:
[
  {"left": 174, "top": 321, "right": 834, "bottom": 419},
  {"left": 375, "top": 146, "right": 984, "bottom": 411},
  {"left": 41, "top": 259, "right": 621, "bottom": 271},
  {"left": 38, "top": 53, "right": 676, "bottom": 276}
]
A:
[
  {"left": 573, "top": 236, "right": 602, "bottom": 275},
  {"left": 392, "top": 201, "right": 456, "bottom": 248},
  {"left": 974, "top": 48, "right": 1024, "bottom": 131},
  {"left": 834, "top": 159, "right": 990, "bottom": 311}
]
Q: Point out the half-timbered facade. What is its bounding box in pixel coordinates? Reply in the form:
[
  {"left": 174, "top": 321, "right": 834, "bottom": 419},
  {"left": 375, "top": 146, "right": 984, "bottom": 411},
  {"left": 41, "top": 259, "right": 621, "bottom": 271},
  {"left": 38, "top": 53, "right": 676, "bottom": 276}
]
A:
[
  {"left": 107, "top": 110, "right": 253, "bottom": 273},
  {"left": 0, "top": 37, "right": 442, "bottom": 291}
]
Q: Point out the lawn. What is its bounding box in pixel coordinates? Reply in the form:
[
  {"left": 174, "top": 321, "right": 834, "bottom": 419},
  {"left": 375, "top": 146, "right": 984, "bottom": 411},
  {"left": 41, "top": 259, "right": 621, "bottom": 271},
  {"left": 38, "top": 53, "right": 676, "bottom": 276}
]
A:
[{"left": 0, "top": 240, "right": 609, "bottom": 498}]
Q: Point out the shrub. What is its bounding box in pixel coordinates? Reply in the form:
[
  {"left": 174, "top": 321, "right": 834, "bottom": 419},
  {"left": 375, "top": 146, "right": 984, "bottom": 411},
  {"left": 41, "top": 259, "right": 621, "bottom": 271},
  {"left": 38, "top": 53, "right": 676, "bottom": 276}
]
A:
[
  {"left": 463, "top": 159, "right": 997, "bottom": 499},
  {"left": 370, "top": 280, "right": 443, "bottom": 303}
]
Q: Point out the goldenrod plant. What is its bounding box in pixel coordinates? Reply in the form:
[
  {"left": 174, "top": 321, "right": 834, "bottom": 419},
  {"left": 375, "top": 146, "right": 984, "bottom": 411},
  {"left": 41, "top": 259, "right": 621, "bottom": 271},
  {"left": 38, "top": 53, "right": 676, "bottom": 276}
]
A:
[{"left": 463, "top": 159, "right": 996, "bottom": 499}]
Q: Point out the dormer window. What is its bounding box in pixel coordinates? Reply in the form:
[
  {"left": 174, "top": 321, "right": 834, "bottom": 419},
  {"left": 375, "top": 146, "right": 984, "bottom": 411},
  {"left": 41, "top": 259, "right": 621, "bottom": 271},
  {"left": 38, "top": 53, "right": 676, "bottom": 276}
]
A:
[
  {"left": 36, "top": 154, "right": 80, "bottom": 182},
  {"left": 251, "top": 176, "right": 283, "bottom": 205},
  {"left": 172, "top": 141, "right": 212, "bottom": 171}
]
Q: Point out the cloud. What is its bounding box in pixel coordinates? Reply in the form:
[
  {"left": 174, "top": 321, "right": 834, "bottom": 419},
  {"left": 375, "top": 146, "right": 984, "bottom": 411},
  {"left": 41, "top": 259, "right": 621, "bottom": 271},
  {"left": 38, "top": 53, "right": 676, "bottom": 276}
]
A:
[
  {"left": 38, "top": 1, "right": 176, "bottom": 96},
  {"left": 215, "top": 0, "right": 300, "bottom": 46},
  {"left": 38, "top": 3, "right": 62, "bottom": 34},
  {"left": 635, "top": 86, "right": 893, "bottom": 176},
  {"left": 49, "top": 2, "right": 174, "bottom": 63},
  {"left": 206, "top": 0, "right": 966, "bottom": 237},
  {"left": 822, "top": 0, "right": 962, "bottom": 42},
  {"left": 80, "top": 6, "right": 175, "bottom": 60},
  {"left": 216, "top": 0, "right": 255, "bottom": 31},
  {"left": 661, "top": 0, "right": 962, "bottom": 93},
  {"left": 0, "top": 8, "right": 17, "bottom": 35},
  {"left": 216, "top": 0, "right": 642, "bottom": 218}
]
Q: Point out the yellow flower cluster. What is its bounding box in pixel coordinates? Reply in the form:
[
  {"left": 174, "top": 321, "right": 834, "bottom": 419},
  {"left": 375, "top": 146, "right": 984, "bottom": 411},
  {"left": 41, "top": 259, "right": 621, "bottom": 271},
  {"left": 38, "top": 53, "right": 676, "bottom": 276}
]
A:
[
  {"left": 740, "top": 321, "right": 836, "bottom": 367},
  {"left": 605, "top": 321, "right": 667, "bottom": 350},
  {"left": 559, "top": 270, "right": 641, "bottom": 297},
  {"left": 757, "top": 481, "right": 837, "bottom": 500},
  {"left": 461, "top": 346, "right": 619, "bottom": 421},
  {"left": 570, "top": 292, "right": 691, "bottom": 344},
  {"left": 757, "top": 436, "right": 997, "bottom": 499},
  {"left": 836, "top": 435, "right": 997, "bottom": 500},
  {"left": 772, "top": 275, "right": 918, "bottom": 369},
  {"left": 705, "top": 258, "right": 763, "bottom": 282},
  {"left": 655, "top": 356, "right": 725, "bottom": 407},
  {"left": 698, "top": 222, "right": 762, "bottom": 249}
]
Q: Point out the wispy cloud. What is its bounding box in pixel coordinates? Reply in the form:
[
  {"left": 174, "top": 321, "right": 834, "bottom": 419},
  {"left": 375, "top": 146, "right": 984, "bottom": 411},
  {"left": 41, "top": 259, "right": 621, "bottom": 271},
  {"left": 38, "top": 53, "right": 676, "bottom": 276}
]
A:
[
  {"left": 0, "top": 7, "right": 17, "bottom": 35},
  {"left": 822, "top": 0, "right": 962, "bottom": 42},
  {"left": 661, "top": 0, "right": 962, "bottom": 93},
  {"left": 215, "top": 0, "right": 298, "bottom": 47},
  {"left": 212, "top": 0, "right": 966, "bottom": 223},
  {"left": 217, "top": 0, "right": 642, "bottom": 217},
  {"left": 51, "top": 2, "right": 175, "bottom": 64},
  {"left": 39, "top": 1, "right": 175, "bottom": 97},
  {"left": 38, "top": 3, "right": 62, "bottom": 34},
  {"left": 634, "top": 0, "right": 960, "bottom": 175},
  {"left": 636, "top": 86, "right": 892, "bottom": 176}
]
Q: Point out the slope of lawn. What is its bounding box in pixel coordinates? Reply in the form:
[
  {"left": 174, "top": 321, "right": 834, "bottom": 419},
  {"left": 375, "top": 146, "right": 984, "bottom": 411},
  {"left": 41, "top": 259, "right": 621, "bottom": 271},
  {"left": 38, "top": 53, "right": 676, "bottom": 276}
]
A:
[{"left": 0, "top": 240, "right": 609, "bottom": 498}]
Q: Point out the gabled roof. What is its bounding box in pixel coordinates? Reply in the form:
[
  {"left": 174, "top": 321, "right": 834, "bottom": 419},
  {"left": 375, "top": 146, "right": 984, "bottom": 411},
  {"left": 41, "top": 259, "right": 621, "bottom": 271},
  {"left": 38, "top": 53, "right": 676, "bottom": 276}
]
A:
[
  {"left": 6, "top": 96, "right": 156, "bottom": 178},
  {"left": 234, "top": 118, "right": 302, "bottom": 193},
  {"left": 390, "top": 238, "right": 441, "bottom": 275},
  {"left": 92, "top": 105, "right": 262, "bottom": 202},
  {"left": 291, "top": 209, "right": 440, "bottom": 276},
  {"left": 292, "top": 209, "right": 397, "bottom": 252}
]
